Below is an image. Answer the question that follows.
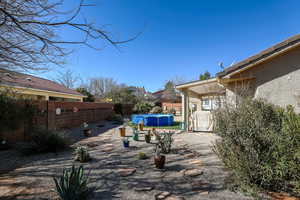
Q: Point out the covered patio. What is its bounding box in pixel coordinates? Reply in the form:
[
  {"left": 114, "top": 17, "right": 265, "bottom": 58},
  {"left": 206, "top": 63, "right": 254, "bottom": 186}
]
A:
[{"left": 176, "top": 78, "right": 226, "bottom": 132}]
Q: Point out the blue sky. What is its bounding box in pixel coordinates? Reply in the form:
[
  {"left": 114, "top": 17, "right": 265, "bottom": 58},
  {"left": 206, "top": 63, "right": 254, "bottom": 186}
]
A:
[{"left": 44, "top": 0, "right": 300, "bottom": 92}]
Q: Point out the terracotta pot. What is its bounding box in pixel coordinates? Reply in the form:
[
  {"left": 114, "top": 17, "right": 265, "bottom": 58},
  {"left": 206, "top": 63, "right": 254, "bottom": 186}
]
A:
[
  {"left": 138, "top": 123, "right": 144, "bottom": 131},
  {"left": 145, "top": 134, "right": 151, "bottom": 143},
  {"left": 83, "top": 129, "right": 91, "bottom": 137},
  {"left": 119, "top": 127, "right": 126, "bottom": 137},
  {"left": 154, "top": 155, "right": 165, "bottom": 169}
]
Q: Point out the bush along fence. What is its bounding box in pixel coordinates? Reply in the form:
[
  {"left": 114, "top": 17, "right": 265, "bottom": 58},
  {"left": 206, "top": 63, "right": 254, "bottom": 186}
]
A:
[{"left": 1, "top": 99, "right": 133, "bottom": 142}]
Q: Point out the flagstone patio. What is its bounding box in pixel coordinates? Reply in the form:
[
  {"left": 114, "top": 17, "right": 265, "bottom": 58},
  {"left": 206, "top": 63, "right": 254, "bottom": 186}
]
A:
[{"left": 0, "top": 122, "right": 253, "bottom": 200}]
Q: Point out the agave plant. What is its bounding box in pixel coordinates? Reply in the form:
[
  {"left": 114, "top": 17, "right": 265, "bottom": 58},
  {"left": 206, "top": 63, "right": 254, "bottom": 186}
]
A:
[
  {"left": 74, "top": 146, "right": 90, "bottom": 163},
  {"left": 53, "top": 165, "right": 89, "bottom": 200}
]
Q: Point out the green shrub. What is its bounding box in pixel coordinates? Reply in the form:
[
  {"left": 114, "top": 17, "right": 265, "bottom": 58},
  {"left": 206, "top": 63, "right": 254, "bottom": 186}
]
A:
[
  {"left": 20, "top": 128, "right": 69, "bottom": 155},
  {"left": 150, "top": 106, "right": 162, "bottom": 114},
  {"left": 106, "top": 114, "right": 123, "bottom": 124},
  {"left": 53, "top": 165, "right": 90, "bottom": 200},
  {"left": 213, "top": 99, "right": 300, "bottom": 196},
  {"left": 113, "top": 103, "right": 123, "bottom": 115},
  {"left": 133, "top": 101, "right": 154, "bottom": 113},
  {"left": 156, "top": 131, "right": 174, "bottom": 154},
  {"left": 138, "top": 152, "right": 148, "bottom": 160}
]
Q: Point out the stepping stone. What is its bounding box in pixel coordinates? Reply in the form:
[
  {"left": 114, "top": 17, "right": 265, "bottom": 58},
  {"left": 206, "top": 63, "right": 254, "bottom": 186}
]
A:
[
  {"left": 117, "top": 168, "right": 136, "bottom": 176},
  {"left": 135, "top": 186, "right": 154, "bottom": 191},
  {"left": 199, "top": 191, "right": 209, "bottom": 195},
  {"left": 191, "top": 181, "right": 210, "bottom": 190},
  {"left": 185, "top": 153, "right": 195, "bottom": 158},
  {"left": 102, "top": 144, "right": 113, "bottom": 148},
  {"left": 86, "top": 142, "right": 98, "bottom": 147},
  {"left": 102, "top": 147, "right": 113, "bottom": 152},
  {"left": 155, "top": 191, "right": 171, "bottom": 200},
  {"left": 165, "top": 196, "right": 185, "bottom": 200},
  {"left": 188, "top": 159, "right": 202, "bottom": 166},
  {"left": 182, "top": 169, "right": 203, "bottom": 177},
  {"left": 105, "top": 160, "right": 122, "bottom": 165}
]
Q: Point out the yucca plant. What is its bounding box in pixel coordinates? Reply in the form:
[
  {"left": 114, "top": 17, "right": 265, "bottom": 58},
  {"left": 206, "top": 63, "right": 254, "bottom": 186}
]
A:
[{"left": 53, "top": 165, "right": 89, "bottom": 200}]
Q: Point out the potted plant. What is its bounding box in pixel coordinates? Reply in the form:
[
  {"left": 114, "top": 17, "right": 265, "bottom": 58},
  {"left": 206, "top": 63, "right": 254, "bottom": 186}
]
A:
[
  {"left": 145, "top": 130, "right": 151, "bottom": 143},
  {"left": 82, "top": 122, "right": 91, "bottom": 137},
  {"left": 123, "top": 138, "right": 130, "bottom": 148},
  {"left": 152, "top": 129, "right": 160, "bottom": 141},
  {"left": 132, "top": 129, "right": 139, "bottom": 141},
  {"left": 138, "top": 121, "right": 144, "bottom": 131},
  {"left": 154, "top": 146, "right": 165, "bottom": 169},
  {"left": 119, "top": 127, "right": 126, "bottom": 137}
]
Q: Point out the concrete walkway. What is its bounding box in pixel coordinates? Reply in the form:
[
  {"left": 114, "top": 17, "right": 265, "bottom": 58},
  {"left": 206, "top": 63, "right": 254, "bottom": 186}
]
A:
[{"left": 0, "top": 123, "right": 253, "bottom": 200}]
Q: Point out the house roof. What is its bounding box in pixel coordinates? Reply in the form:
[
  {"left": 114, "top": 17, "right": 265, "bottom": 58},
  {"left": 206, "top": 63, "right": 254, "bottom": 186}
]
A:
[
  {"left": 176, "top": 78, "right": 225, "bottom": 95},
  {"left": 152, "top": 89, "right": 181, "bottom": 103},
  {"left": 0, "top": 69, "right": 84, "bottom": 97},
  {"left": 217, "top": 33, "right": 300, "bottom": 77}
]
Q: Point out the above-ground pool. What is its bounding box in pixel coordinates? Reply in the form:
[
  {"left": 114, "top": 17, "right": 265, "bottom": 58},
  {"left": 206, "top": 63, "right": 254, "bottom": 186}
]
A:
[{"left": 131, "top": 114, "right": 174, "bottom": 126}]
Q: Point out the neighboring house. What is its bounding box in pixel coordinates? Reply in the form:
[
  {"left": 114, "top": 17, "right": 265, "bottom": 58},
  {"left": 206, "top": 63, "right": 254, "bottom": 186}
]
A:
[
  {"left": 177, "top": 34, "right": 300, "bottom": 131},
  {"left": 152, "top": 89, "right": 182, "bottom": 115},
  {"left": 0, "top": 70, "right": 85, "bottom": 102}
]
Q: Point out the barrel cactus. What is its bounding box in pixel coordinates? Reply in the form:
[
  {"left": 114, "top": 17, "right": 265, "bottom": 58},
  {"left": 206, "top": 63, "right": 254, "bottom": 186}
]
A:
[{"left": 74, "top": 146, "right": 90, "bottom": 163}]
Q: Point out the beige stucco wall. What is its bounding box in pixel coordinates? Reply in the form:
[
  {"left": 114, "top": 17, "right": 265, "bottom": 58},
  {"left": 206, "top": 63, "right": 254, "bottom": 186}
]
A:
[{"left": 230, "top": 46, "right": 300, "bottom": 113}]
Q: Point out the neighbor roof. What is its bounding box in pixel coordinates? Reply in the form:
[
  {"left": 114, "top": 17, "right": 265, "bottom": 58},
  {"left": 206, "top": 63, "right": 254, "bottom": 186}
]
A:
[
  {"left": 217, "top": 33, "right": 300, "bottom": 77},
  {"left": 0, "top": 69, "right": 84, "bottom": 96}
]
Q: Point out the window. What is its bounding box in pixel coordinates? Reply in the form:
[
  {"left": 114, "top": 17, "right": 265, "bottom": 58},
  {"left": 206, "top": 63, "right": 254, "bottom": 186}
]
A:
[
  {"left": 202, "top": 98, "right": 211, "bottom": 110},
  {"left": 202, "top": 97, "right": 221, "bottom": 111}
]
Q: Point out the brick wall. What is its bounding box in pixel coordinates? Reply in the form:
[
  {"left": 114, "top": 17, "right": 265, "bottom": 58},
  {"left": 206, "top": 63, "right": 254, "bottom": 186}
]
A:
[
  {"left": 48, "top": 102, "right": 114, "bottom": 129},
  {"left": 2, "top": 101, "right": 133, "bottom": 142},
  {"left": 162, "top": 102, "right": 182, "bottom": 115}
]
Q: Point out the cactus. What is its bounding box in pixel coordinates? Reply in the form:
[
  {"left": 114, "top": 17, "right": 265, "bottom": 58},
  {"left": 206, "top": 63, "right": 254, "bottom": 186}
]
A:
[
  {"left": 74, "top": 146, "right": 90, "bottom": 163},
  {"left": 53, "top": 165, "right": 89, "bottom": 200}
]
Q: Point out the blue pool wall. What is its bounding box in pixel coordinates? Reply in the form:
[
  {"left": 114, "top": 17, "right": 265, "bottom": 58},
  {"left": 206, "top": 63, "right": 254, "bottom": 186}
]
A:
[{"left": 131, "top": 114, "right": 174, "bottom": 126}]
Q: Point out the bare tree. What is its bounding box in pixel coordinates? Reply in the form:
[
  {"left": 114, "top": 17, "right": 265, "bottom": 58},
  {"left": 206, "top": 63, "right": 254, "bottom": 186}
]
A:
[
  {"left": 0, "top": 0, "right": 137, "bottom": 72},
  {"left": 54, "top": 69, "right": 79, "bottom": 89},
  {"left": 88, "top": 77, "right": 119, "bottom": 97}
]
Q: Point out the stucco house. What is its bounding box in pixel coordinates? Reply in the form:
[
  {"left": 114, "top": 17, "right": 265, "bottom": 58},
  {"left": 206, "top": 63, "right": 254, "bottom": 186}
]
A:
[
  {"left": 177, "top": 34, "right": 300, "bottom": 131},
  {"left": 0, "top": 69, "right": 85, "bottom": 102}
]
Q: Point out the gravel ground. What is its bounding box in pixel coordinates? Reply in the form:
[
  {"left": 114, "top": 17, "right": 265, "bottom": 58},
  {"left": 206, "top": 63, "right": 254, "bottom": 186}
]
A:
[{"left": 0, "top": 122, "right": 254, "bottom": 200}]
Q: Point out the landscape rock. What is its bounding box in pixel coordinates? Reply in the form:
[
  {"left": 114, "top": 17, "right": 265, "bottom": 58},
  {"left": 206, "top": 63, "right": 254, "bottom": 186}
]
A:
[
  {"left": 191, "top": 181, "right": 210, "bottom": 190},
  {"left": 183, "top": 169, "right": 203, "bottom": 177},
  {"left": 188, "top": 159, "right": 202, "bottom": 166},
  {"left": 155, "top": 191, "right": 171, "bottom": 200},
  {"left": 165, "top": 195, "right": 186, "bottom": 200},
  {"left": 134, "top": 186, "right": 154, "bottom": 191},
  {"left": 117, "top": 168, "right": 136, "bottom": 176}
]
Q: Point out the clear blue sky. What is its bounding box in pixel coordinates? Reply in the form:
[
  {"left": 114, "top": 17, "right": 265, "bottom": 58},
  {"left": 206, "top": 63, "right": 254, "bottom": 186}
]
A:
[{"left": 44, "top": 0, "right": 300, "bottom": 92}]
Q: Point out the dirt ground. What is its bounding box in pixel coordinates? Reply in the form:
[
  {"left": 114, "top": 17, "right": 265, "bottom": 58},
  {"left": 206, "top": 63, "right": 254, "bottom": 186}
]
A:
[{"left": 0, "top": 122, "right": 253, "bottom": 200}]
